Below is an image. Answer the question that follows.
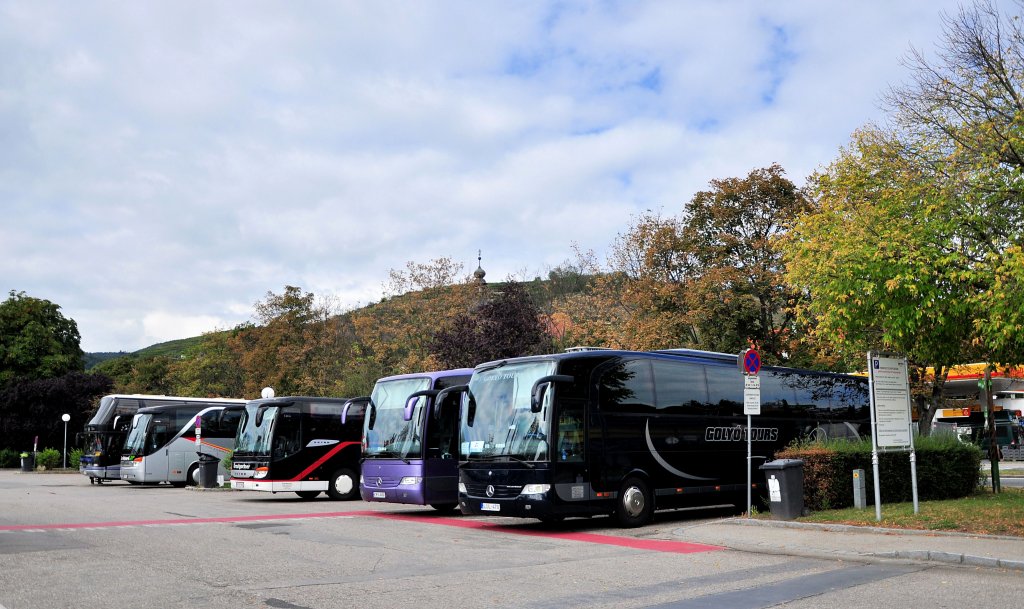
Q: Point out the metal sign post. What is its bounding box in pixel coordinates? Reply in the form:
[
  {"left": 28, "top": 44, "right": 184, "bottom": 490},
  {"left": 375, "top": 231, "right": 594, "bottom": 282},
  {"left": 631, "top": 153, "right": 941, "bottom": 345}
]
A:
[
  {"left": 740, "top": 349, "right": 761, "bottom": 518},
  {"left": 867, "top": 352, "right": 918, "bottom": 521}
]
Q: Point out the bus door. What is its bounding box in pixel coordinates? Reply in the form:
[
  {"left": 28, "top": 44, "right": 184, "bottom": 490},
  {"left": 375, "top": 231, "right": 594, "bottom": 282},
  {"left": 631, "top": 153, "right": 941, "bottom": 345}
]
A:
[
  {"left": 147, "top": 415, "right": 175, "bottom": 481},
  {"left": 553, "top": 396, "right": 587, "bottom": 500},
  {"left": 425, "top": 391, "right": 457, "bottom": 461}
]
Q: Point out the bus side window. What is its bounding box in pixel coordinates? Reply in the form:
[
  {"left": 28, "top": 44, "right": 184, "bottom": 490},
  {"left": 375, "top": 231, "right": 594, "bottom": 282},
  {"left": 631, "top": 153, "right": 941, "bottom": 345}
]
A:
[
  {"left": 706, "top": 366, "right": 743, "bottom": 415},
  {"left": 273, "top": 412, "right": 302, "bottom": 458},
  {"left": 220, "top": 409, "right": 242, "bottom": 437},
  {"left": 598, "top": 359, "right": 655, "bottom": 413},
  {"left": 651, "top": 360, "right": 711, "bottom": 415},
  {"left": 557, "top": 405, "right": 583, "bottom": 461}
]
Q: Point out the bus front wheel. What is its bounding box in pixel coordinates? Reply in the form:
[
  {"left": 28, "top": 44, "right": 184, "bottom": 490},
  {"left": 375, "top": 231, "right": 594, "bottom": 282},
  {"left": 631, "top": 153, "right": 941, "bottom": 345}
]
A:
[
  {"left": 615, "top": 477, "right": 652, "bottom": 528},
  {"left": 326, "top": 468, "right": 358, "bottom": 500}
]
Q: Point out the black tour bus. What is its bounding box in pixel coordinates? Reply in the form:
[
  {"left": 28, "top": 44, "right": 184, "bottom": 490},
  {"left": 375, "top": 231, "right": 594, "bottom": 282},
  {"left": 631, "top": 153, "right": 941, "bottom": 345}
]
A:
[
  {"left": 230, "top": 395, "right": 365, "bottom": 500},
  {"left": 450, "top": 349, "right": 869, "bottom": 527}
]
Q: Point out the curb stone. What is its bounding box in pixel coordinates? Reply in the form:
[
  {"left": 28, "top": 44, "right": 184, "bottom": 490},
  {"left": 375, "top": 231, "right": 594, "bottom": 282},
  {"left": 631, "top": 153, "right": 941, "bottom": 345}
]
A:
[{"left": 673, "top": 518, "right": 1024, "bottom": 572}]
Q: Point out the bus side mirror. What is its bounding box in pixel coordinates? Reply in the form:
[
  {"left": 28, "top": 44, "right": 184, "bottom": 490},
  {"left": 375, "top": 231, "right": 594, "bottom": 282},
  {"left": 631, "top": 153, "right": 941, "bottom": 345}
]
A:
[
  {"left": 434, "top": 385, "right": 468, "bottom": 423},
  {"left": 341, "top": 397, "right": 371, "bottom": 427},
  {"left": 404, "top": 390, "right": 439, "bottom": 422},
  {"left": 530, "top": 375, "right": 574, "bottom": 413}
]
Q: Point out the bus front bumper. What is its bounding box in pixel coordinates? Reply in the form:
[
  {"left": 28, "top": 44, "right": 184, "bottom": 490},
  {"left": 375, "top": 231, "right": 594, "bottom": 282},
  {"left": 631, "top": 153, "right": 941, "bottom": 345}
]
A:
[
  {"left": 230, "top": 479, "right": 327, "bottom": 493},
  {"left": 458, "top": 492, "right": 561, "bottom": 518}
]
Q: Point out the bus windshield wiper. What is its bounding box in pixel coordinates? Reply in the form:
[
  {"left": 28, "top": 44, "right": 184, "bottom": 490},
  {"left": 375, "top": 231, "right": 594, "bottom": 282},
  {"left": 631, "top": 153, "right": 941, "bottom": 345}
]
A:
[
  {"left": 476, "top": 360, "right": 508, "bottom": 374},
  {"left": 471, "top": 453, "right": 535, "bottom": 468}
]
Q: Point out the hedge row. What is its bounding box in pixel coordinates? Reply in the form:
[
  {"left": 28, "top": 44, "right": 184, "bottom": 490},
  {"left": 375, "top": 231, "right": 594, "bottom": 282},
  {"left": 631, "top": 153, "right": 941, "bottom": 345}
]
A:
[
  {"left": 0, "top": 447, "right": 74, "bottom": 469},
  {"left": 775, "top": 434, "right": 984, "bottom": 511}
]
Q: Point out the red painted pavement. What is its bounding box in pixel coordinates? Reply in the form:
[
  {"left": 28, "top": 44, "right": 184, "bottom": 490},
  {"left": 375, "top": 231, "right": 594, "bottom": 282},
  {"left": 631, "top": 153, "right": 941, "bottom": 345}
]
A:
[{"left": 0, "top": 510, "right": 722, "bottom": 555}]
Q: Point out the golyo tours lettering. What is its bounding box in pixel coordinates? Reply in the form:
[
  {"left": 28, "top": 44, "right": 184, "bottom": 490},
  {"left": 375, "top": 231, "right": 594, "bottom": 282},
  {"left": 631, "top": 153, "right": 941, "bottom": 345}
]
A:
[{"left": 703, "top": 427, "right": 779, "bottom": 442}]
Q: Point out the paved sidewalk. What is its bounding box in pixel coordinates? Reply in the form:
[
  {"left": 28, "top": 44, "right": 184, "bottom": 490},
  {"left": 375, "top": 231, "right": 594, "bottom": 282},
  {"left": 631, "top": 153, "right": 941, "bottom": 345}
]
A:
[{"left": 672, "top": 517, "right": 1024, "bottom": 572}]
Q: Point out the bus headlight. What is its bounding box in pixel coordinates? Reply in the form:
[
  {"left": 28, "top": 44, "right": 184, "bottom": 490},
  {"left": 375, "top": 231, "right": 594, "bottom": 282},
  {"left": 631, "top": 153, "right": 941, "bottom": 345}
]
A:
[
  {"left": 520, "top": 484, "right": 550, "bottom": 496},
  {"left": 254, "top": 467, "right": 268, "bottom": 479},
  {"left": 399, "top": 477, "right": 422, "bottom": 486},
  {"left": 458, "top": 482, "right": 467, "bottom": 493}
]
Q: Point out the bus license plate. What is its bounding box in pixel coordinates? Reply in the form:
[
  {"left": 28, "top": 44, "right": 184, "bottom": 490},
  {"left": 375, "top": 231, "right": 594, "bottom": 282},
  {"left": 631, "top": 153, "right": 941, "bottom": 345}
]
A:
[
  {"left": 235, "top": 481, "right": 246, "bottom": 489},
  {"left": 481, "top": 503, "right": 500, "bottom": 512},
  {"left": 373, "top": 491, "right": 385, "bottom": 498}
]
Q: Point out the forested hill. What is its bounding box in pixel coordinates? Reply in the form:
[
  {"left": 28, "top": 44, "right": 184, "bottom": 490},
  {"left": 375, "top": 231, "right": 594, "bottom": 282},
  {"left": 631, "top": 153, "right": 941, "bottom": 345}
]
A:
[{"left": 85, "top": 337, "right": 207, "bottom": 370}]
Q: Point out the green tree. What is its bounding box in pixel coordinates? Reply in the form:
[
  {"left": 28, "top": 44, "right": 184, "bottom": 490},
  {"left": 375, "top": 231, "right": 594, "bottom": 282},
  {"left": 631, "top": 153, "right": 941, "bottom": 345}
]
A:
[
  {"left": 682, "top": 164, "right": 811, "bottom": 361},
  {"left": 553, "top": 166, "right": 810, "bottom": 362},
  {"left": 431, "top": 281, "right": 551, "bottom": 368},
  {"left": 786, "top": 0, "right": 1024, "bottom": 433},
  {"left": 0, "top": 371, "right": 112, "bottom": 453},
  {"left": 172, "top": 330, "right": 245, "bottom": 397},
  {"left": 351, "top": 258, "right": 479, "bottom": 377},
  {"left": 233, "top": 286, "right": 349, "bottom": 397},
  {"left": 0, "top": 291, "right": 84, "bottom": 388},
  {"left": 383, "top": 257, "right": 466, "bottom": 297}
]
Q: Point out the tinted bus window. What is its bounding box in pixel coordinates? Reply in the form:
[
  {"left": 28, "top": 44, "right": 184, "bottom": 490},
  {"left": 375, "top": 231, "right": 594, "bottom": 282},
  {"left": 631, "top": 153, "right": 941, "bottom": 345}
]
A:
[
  {"left": 599, "top": 359, "right": 655, "bottom": 413},
  {"left": 273, "top": 410, "right": 304, "bottom": 459},
  {"left": 307, "top": 402, "right": 344, "bottom": 439},
  {"left": 706, "top": 365, "right": 743, "bottom": 416},
  {"left": 758, "top": 371, "right": 799, "bottom": 416},
  {"left": 217, "top": 408, "right": 243, "bottom": 436},
  {"left": 652, "top": 360, "right": 710, "bottom": 414}
]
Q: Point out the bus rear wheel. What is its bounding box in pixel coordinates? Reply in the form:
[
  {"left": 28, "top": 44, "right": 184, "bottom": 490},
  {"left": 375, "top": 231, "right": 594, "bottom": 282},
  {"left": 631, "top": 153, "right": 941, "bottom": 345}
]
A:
[
  {"left": 615, "top": 477, "right": 652, "bottom": 528},
  {"left": 326, "top": 468, "right": 358, "bottom": 500},
  {"left": 295, "top": 490, "right": 321, "bottom": 500}
]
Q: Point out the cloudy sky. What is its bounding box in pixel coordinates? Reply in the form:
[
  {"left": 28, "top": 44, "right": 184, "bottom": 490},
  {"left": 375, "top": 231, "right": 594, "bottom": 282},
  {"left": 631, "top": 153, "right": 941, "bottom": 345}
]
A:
[{"left": 2, "top": 1, "right": 965, "bottom": 353}]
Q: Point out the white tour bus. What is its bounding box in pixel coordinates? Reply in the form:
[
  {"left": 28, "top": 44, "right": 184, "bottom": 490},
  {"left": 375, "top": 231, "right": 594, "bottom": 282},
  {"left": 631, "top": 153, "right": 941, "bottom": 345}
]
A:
[{"left": 120, "top": 399, "right": 245, "bottom": 486}]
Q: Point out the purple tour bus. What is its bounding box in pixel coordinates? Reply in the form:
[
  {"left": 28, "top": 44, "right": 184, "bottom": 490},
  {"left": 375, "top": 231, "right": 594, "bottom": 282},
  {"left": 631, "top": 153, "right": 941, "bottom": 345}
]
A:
[{"left": 356, "top": 368, "right": 473, "bottom": 512}]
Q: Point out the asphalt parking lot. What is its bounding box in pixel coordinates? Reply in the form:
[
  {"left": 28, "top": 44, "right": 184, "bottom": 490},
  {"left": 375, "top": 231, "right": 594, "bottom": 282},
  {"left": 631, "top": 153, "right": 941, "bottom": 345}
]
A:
[{"left": 1, "top": 471, "right": 1021, "bottom": 609}]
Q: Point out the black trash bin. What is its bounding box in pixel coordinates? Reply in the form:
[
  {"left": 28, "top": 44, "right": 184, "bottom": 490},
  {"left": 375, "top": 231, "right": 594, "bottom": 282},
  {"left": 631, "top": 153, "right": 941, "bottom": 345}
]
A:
[
  {"left": 20, "top": 453, "right": 34, "bottom": 472},
  {"left": 196, "top": 453, "right": 219, "bottom": 488},
  {"left": 759, "top": 459, "right": 804, "bottom": 520}
]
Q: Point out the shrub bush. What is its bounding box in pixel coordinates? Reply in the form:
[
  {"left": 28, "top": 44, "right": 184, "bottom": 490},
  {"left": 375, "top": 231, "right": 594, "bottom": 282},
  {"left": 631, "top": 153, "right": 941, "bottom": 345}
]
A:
[
  {"left": 69, "top": 448, "right": 83, "bottom": 469},
  {"left": 776, "top": 434, "right": 983, "bottom": 511},
  {"left": 0, "top": 448, "right": 18, "bottom": 468},
  {"left": 35, "top": 448, "right": 62, "bottom": 470}
]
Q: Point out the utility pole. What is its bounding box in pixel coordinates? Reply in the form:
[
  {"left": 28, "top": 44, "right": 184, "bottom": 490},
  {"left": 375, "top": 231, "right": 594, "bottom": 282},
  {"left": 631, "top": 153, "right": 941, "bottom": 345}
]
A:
[{"left": 983, "top": 366, "right": 1001, "bottom": 493}]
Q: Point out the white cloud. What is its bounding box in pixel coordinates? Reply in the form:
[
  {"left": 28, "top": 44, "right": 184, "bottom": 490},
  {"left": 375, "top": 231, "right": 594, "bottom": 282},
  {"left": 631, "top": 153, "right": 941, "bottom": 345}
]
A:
[{"left": 0, "top": 0, "right": 966, "bottom": 351}]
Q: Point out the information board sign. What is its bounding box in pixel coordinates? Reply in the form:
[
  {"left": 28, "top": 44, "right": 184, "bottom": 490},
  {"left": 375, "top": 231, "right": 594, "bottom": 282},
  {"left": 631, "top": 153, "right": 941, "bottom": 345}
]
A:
[
  {"left": 867, "top": 351, "right": 920, "bottom": 521},
  {"left": 869, "top": 354, "right": 913, "bottom": 449}
]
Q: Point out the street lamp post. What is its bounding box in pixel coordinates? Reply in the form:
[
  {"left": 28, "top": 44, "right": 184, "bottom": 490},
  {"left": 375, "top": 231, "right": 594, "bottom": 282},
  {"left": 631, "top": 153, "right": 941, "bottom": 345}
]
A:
[{"left": 61, "top": 413, "right": 70, "bottom": 469}]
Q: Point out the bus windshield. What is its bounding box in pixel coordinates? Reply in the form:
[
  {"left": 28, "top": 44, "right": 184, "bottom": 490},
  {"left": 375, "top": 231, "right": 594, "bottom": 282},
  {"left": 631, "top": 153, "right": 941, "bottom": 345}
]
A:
[
  {"left": 234, "top": 405, "right": 279, "bottom": 456},
  {"left": 86, "top": 396, "right": 116, "bottom": 427},
  {"left": 364, "top": 377, "right": 432, "bottom": 459},
  {"left": 459, "top": 361, "right": 556, "bottom": 462},
  {"left": 122, "top": 413, "right": 177, "bottom": 456},
  {"left": 122, "top": 414, "right": 151, "bottom": 454}
]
